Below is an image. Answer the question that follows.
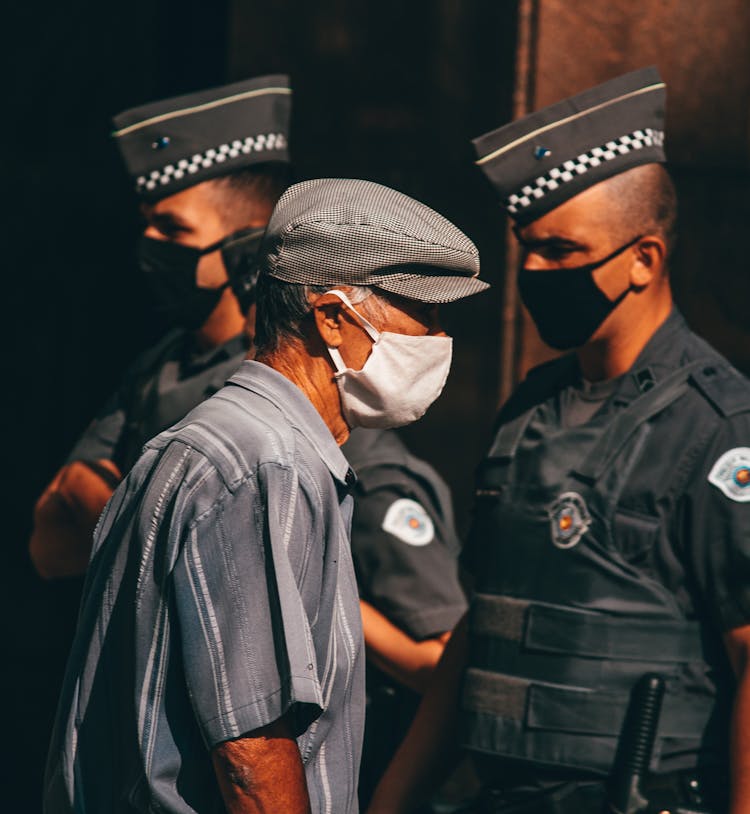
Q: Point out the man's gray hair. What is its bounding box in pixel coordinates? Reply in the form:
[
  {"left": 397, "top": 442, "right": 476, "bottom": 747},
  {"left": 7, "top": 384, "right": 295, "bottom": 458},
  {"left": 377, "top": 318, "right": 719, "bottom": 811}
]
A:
[{"left": 253, "top": 276, "right": 385, "bottom": 355}]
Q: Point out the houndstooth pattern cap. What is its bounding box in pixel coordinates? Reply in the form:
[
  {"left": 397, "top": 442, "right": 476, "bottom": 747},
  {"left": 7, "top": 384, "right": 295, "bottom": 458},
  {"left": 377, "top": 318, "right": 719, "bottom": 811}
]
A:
[
  {"left": 259, "top": 179, "right": 489, "bottom": 303},
  {"left": 473, "top": 67, "right": 667, "bottom": 224}
]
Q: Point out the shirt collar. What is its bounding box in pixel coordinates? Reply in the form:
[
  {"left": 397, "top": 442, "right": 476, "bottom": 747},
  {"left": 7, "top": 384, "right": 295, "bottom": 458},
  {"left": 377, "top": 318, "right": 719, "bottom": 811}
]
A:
[
  {"left": 630, "top": 307, "right": 689, "bottom": 369},
  {"left": 606, "top": 307, "right": 693, "bottom": 405},
  {"left": 182, "top": 332, "right": 249, "bottom": 374},
  {"left": 227, "top": 360, "right": 353, "bottom": 486}
]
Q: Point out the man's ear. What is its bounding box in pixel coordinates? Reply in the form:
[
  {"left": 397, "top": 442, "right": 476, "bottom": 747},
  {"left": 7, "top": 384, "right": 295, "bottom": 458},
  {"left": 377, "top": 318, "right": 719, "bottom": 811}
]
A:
[
  {"left": 312, "top": 291, "right": 349, "bottom": 348},
  {"left": 630, "top": 235, "right": 666, "bottom": 287}
]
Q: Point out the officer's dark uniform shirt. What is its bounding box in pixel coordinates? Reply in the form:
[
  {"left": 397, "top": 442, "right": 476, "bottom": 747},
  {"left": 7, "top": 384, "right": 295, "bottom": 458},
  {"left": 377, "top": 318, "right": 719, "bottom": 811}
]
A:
[
  {"left": 342, "top": 427, "right": 467, "bottom": 806},
  {"left": 461, "top": 309, "right": 750, "bottom": 801},
  {"left": 67, "top": 329, "right": 248, "bottom": 473}
]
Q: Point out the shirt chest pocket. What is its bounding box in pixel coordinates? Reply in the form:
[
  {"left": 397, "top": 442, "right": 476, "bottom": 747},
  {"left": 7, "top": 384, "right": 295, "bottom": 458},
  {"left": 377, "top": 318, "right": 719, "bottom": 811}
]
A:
[{"left": 613, "top": 507, "right": 661, "bottom": 567}]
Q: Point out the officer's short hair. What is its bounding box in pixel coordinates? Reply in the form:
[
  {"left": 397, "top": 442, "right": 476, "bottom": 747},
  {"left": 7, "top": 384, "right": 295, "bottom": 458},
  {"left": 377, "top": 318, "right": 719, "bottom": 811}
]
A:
[
  {"left": 217, "top": 163, "right": 291, "bottom": 205},
  {"left": 210, "top": 163, "right": 292, "bottom": 226},
  {"left": 254, "top": 279, "right": 383, "bottom": 356},
  {"left": 606, "top": 163, "right": 678, "bottom": 259}
]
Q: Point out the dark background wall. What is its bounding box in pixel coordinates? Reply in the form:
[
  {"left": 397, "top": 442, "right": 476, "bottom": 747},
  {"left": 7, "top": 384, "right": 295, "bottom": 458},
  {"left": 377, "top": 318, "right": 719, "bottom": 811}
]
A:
[
  {"left": 4, "top": 1, "right": 750, "bottom": 809},
  {"left": 2, "top": 2, "right": 514, "bottom": 807},
  {"left": 2, "top": 0, "right": 232, "bottom": 805}
]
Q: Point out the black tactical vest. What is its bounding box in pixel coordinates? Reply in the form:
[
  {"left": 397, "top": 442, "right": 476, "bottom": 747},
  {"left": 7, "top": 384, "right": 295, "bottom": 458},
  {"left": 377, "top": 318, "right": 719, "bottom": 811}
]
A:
[
  {"left": 114, "top": 331, "right": 247, "bottom": 473},
  {"left": 461, "top": 358, "right": 718, "bottom": 776}
]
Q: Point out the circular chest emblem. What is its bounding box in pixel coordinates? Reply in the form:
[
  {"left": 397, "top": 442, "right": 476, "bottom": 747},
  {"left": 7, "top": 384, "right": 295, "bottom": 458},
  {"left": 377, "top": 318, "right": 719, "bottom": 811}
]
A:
[{"left": 548, "top": 492, "right": 591, "bottom": 549}]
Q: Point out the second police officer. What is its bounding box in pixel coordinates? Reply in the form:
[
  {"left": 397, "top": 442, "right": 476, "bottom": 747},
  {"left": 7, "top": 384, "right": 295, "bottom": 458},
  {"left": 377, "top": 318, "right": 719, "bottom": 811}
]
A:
[{"left": 369, "top": 67, "right": 750, "bottom": 814}]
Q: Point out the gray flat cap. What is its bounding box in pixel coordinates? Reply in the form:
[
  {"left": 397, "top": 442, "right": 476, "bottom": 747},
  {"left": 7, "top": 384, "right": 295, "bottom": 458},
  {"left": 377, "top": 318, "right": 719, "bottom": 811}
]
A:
[{"left": 259, "top": 178, "right": 488, "bottom": 303}]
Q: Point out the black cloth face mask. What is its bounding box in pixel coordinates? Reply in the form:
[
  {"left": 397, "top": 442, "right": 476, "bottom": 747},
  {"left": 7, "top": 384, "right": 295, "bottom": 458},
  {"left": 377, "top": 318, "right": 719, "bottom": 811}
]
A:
[
  {"left": 517, "top": 235, "right": 642, "bottom": 350},
  {"left": 137, "top": 227, "right": 265, "bottom": 332}
]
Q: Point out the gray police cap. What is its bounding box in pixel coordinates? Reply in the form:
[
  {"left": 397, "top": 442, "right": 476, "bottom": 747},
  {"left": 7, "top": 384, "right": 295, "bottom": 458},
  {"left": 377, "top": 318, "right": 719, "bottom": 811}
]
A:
[
  {"left": 112, "top": 74, "right": 291, "bottom": 201},
  {"left": 259, "top": 178, "right": 488, "bottom": 303},
  {"left": 473, "top": 67, "right": 666, "bottom": 224}
]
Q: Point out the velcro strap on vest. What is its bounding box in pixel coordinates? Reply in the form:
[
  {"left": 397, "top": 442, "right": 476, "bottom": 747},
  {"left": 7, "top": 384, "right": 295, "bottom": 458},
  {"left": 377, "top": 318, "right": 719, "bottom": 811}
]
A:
[
  {"left": 472, "top": 595, "right": 703, "bottom": 663},
  {"left": 462, "top": 668, "right": 712, "bottom": 738}
]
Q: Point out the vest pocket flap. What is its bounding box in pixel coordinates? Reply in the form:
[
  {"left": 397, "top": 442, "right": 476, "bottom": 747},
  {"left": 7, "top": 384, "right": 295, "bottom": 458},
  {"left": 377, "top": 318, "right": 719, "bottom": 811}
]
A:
[
  {"left": 462, "top": 669, "right": 713, "bottom": 739},
  {"left": 462, "top": 670, "right": 625, "bottom": 737},
  {"left": 526, "top": 683, "right": 624, "bottom": 735},
  {"left": 525, "top": 603, "right": 704, "bottom": 663},
  {"left": 526, "top": 682, "right": 714, "bottom": 739},
  {"left": 613, "top": 508, "right": 660, "bottom": 563}
]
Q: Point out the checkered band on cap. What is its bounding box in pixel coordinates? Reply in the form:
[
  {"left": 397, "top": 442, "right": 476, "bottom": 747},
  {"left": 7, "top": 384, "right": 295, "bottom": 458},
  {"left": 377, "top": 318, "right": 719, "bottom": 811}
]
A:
[
  {"left": 472, "top": 67, "right": 667, "bottom": 223},
  {"left": 113, "top": 74, "right": 292, "bottom": 201},
  {"left": 260, "top": 179, "right": 489, "bottom": 303},
  {"left": 136, "top": 133, "right": 288, "bottom": 193},
  {"left": 506, "top": 128, "right": 664, "bottom": 214}
]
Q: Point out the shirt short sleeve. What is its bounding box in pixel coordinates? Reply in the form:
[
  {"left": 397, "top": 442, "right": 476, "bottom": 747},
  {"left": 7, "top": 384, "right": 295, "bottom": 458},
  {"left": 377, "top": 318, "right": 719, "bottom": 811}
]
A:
[
  {"left": 172, "top": 462, "right": 325, "bottom": 748},
  {"left": 681, "top": 412, "right": 750, "bottom": 633},
  {"left": 65, "top": 331, "right": 183, "bottom": 465},
  {"left": 66, "top": 390, "right": 127, "bottom": 463},
  {"left": 352, "top": 482, "right": 467, "bottom": 641}
]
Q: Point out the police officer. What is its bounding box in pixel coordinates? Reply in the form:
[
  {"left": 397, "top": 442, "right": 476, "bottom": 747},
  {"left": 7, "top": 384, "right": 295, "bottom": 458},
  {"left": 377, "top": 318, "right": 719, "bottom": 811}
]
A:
[
  {"left": 368, "top": 67, "right": 750, "bottom": 814},
  {"left": 29, "top": 74, "right": 293, "bottom": 579},
  {"left": 343, "top": 427, "right": 467, "bottom": 807}
]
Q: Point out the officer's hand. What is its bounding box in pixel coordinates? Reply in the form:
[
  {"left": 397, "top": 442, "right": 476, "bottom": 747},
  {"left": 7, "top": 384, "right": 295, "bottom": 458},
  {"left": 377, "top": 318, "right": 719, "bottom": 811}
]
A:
[{"left": 29, "top": 459, "right": 121, "bottom": 580}]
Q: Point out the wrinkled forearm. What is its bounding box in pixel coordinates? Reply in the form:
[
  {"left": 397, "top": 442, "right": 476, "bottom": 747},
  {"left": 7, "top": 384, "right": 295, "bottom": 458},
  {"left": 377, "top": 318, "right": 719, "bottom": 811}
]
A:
[{"left": 212, "top": 716, "right": 311, "bottom": 814}]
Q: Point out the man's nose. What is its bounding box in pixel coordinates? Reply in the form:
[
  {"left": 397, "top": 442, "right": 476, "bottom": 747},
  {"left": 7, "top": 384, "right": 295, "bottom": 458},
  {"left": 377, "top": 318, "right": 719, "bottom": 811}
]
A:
[
  {"left": 143, "top": 224, "right": 164, "bottom": 240},
  {"left": 521, "top": 251, "right": 550, "bottom": 271}
]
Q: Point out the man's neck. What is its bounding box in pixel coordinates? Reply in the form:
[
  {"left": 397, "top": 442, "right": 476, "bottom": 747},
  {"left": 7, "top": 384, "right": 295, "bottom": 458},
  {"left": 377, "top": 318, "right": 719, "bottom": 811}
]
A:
[
  {"left": 256, "top": 340, "right": 349, "bottom": 445},
  {"left": 193, "top": 288, "right": 246, "bottom": 351},
  {"left": 576, "top": 294, "right": 673, "bottom": 382}
]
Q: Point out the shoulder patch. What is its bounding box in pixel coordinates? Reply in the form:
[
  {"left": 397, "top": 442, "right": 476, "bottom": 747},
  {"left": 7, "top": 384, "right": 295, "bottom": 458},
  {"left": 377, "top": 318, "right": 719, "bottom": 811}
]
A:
[
  {"left": 692, "top": 364, "right": 750, "bottom": 418},
  {"left": 382, "top": 498, "right": 435, "bottom": 546},
  {"left": 708, "top": 447, "right": 750, "bottom": 502}
]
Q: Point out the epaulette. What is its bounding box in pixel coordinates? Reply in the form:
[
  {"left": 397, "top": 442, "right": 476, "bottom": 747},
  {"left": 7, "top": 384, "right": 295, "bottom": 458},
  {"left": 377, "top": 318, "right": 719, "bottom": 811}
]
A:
[{"left": 691, "top": 362, "right": 750, "bottom": 418}]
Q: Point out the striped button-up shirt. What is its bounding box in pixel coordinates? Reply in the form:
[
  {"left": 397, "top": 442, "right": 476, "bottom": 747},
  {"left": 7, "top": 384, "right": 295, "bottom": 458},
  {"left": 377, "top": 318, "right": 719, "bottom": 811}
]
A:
[{"left": 44, "top": 361, "right": 365, "bottom": 813}]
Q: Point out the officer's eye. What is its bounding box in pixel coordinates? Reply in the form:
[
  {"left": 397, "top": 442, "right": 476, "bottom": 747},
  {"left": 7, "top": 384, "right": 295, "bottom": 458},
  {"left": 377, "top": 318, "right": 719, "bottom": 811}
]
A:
[
  {"left": 150, "top": 216, "right": 190, "bottom": 239},
  {"left": 539, "top": 244, "right": 577, "bottom": 261}
]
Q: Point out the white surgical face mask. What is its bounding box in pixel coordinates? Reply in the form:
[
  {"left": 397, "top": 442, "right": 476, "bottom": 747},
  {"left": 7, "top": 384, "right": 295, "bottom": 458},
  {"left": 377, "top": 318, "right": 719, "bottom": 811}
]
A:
[{"left": 325, "top": 290, "right": 453, "bottom": 429}]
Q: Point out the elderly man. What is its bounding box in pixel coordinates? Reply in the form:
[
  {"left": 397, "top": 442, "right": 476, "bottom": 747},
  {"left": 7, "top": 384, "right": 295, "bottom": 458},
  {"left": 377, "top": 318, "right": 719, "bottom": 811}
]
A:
[
  {"left": 29, "top": 75, "right": 292, "bottom": 580},
  {"left": 28, "top": 71, "right": 470, "bottom": 807},
  {"left": 369, "top": 68, "right": 750, "bottom": 814},
  {"left": 43, "top": 178, "right": 488, "bottom": 814},
  {"left": 28, "top": 76, "right": 467, "bottom": 800}
]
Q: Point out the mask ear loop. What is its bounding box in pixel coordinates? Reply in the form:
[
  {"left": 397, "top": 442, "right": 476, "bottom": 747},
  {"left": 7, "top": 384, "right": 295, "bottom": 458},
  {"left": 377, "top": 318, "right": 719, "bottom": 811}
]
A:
[{"left": 324, "top": 289, "right": 380, "bottom": 373}]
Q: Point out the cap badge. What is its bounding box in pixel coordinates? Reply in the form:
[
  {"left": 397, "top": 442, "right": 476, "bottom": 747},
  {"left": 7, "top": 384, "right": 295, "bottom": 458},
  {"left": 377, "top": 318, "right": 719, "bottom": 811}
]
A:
[
  {"left": 708, "top": 447, "right": 750, "bottom": 502},
  {"left": 151, "top": 136, "right": 171, "bottom": 150},
  {"left": 534, "top": 146, "right": 551, "bottom": 160},
  {"left": 548, "top": 492, "right": 591, "bottom": 549}
]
